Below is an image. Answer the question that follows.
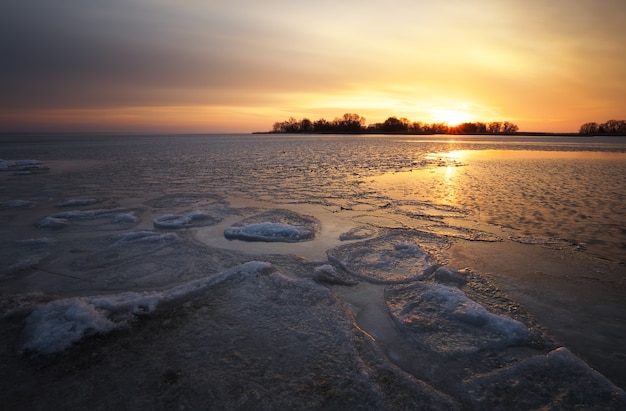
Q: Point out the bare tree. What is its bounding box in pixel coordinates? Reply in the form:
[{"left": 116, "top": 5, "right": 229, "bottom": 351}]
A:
[
  {"left": 579, "top": 122, "right": 599, "bottom": 135},
  {"left": 502, "top": 121, "right": 519, "bottom": 133}
]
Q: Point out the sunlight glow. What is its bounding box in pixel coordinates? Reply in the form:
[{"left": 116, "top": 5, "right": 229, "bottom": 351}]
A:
[{"left": 430, "top": 109, "right": 474, "bottom": 126}]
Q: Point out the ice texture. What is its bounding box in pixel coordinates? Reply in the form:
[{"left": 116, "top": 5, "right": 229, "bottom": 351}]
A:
[
  {"left": 386, "top": 282, "right": 530, "bottom": 355},
  {"left": 35, "top": 216, "right": 70, "bottom": 230},
  {"left": 21, "top": 299, "right": 118, "bottom": 354},
  {"left": 56, "top": 198, "right": 98, "bottom": 207},
  {"left": 327, "top": 230, "right": 442, "bottom": 283},
  {"left": 20, "top": 261, "right": 273, "bottom": 354},
  {"left": 51, "top": 208, "right": 132, "bottom": 220},
  {"left": 339, "top": 226, "right": 377, "bottom": 241},
  {"left": 0, "top": 238, "right": 54, "bottom": 276},
  {"left": 112, "top": 230, "right": 177, "bottom": 245},
  {"left": 153, "top": 210, "right": 220, "bottom": 229},
  {"left": 312, "top": 264, "right": 358, "bottom": 285},
  {"left": 35, "top": 207, "right": 140, "bottom": 230},
  {"left": 0, "top": 199, "right": 34, "bottom": 209},
  {"left": 0, "top": 159, "right": 40, "bottom": 170},
  {"left": 224, "top": 208, "right": 320, "bottom": 242},
  {"left": 463, "top": 347, "right": 626, "bottom": 409},
  {"left": 224, "top": 222, "right": 314, "bottom": 242},
  {"left": 2, "top": 135, "right": 626, "bottom": 408}
]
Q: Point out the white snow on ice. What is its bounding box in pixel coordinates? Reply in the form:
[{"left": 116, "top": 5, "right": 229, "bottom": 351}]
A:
[
  {"left": 388, "top": 282, "right": 530, "bottom": 355},
  {"left": 50, "top": 208, "right": 133, "bottom": 220},
  {"left": 56, "top": 198, "right": 98, "bottom": 207},
  {"left": 153, "top": 210, "right": 219, "bottom": 229},
  {"left": 111, "top": 231, "right": 178, "bottom": 245},
  {"left": 0, "top": 159, "right": 40, "bottom": 170},
  {"left": 224, "top": 222, "right": 314, "bottom": 242},
  {"left": 35, "top": 208, "right": 139, "bottom": 230},
  {"left": 35, "top": 216, "right": 70, "bottom": 230},
  {"left": 20, "top": 261, "right": 272, "bottom": 354}
]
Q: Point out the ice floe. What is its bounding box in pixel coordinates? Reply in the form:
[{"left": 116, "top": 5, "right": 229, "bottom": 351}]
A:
[
  {"left": 339, "top": 226, "right": 378, "bottom": 241},
  {"left": 224, "top": 222, "right": 314, "bottom": 242},
  {"left": 153, "top": 210, "right": 220, "bottom": 229},
  {"left": 312, "top": 264, "right": 358, "bottom": 286},
  {"left": 463, "top": 347, "right": 626, "bottom": 409},
  {"left": 386, "top": 282, "right": 530, "bottom": 356},
  {"left": 0, "top": 159, "right": 46, "bottom": 172},
  {"left": 34, "top": 216, "right": 70, "bottom": 230},
  {"left": 327, "top": 230, "right": 443, "bottom": 283},
  {"left": 20, "top": 261, "right": 273, "bottom": 354},
  {"left": 0, "top": 199, "right": 34, "bottom": 209},
  {"left": 35, "top": 207, "right": 140, "bottom": 230},
  {"left": 56, "top": 198, "right": 98, "bottom": 207},
  {"left": 111, "top": 231, "right": 178, "bottom": 245}
]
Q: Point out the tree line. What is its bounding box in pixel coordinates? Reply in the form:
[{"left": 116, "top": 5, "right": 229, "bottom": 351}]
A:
[
  {"left": 579, "top": 120, "right": 626, "bottom": 135},
  {"left": 270, "top": 113, "right": 519, "bottom": 134}
]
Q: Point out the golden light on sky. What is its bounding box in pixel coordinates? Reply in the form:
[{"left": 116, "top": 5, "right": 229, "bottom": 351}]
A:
[
  {"left": 1, "top": 0, "right": 625, "bottom": 133},
  {"left": 430, "top": 109, "right": 474, "bottom": 127}
]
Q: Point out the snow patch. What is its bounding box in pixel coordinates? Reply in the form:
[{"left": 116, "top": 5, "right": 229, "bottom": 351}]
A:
[
  {"left": 20, "top": 261, "right": 273, "bottom": 354},
  {"left": 51, "top": 208, "right": 131, "bottom": 219},
  {"left": 387, "top": 282, "right": 529, "bottom": 355},
  {"left": 153, "top": 210, "right": 220, "bottom": 229},
  {"left": 112, "top": 213, "right": 139, "bottom": 223},
  {"left": 0, "top": 159, "right": 39, "bottom": 170},
  {"left": 112, "top": 231, "right": 178, "bottom": 245},
  {"left": 224, "top": 222, "right": 314, "bottom": 242},
  {"left": 22, "top": 299, "right": 117, "bottom": 355},
  {"left": 35, "top": 216, "right": 70, "bottom": 230},
  {"left": 57, "top": 198, "right": 98, "bottom": 207}
]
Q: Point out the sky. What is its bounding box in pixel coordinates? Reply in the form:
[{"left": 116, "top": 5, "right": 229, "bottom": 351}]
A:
[{"left": 1, "top": 0, "right": 625, "bottom": 133}]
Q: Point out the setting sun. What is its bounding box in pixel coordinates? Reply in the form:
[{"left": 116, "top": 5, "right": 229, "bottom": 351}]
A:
[{"left": 430, "top": 109, "right": 474, "bottom": 126}]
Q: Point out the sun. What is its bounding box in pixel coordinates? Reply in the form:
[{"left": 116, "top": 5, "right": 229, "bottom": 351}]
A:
[{"left": 430, "top": 109, "right": 473, "bottom": 126}]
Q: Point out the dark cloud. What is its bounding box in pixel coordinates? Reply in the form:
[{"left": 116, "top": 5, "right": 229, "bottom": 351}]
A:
[{"left": 0, "top": 1, "right": 339, "bottom": 109}]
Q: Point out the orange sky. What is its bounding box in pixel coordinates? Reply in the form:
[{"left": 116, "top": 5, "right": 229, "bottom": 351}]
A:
[{"left": 1, "top": 1, "right": 625, "bottom": 133}]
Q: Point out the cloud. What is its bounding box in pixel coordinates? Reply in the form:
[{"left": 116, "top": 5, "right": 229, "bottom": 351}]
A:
[{"left": 1, "top": 0, "right": 624, "bottom": 132}]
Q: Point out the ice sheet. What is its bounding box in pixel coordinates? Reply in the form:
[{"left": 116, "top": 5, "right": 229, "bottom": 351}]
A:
[{"left": 1, "top": 135, "right": 625, "bottom": 408}]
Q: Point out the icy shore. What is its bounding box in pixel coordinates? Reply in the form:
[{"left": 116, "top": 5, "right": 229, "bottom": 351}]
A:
[
  {"left": 2, "top": 137, "right": 626, "bottom": 409},
  {"left": 2, "top": 203, "right": 625, "bottom": 409}
]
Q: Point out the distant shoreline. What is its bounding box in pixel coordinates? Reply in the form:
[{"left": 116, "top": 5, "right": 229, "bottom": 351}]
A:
[{"left": 253, "top": 131, "right": 623, "bottom": 137}]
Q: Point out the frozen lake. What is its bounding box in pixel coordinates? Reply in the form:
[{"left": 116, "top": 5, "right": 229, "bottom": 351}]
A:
[{"left": 1, "top": 133, "right": 625, "bottom": 409}]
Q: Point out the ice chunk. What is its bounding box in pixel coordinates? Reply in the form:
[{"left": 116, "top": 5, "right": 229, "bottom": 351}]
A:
[
  {"left": 35, "top": 216, "right": 70, "bottom": 230},
  {"left": 0, "top": 159, "right": 39, "bottom": 170},
  {"left": 153, "top": 210, "right": 220, "bottom": 229},
  {"left": 36, "top": 207, "right": 140, "bottom": 231},
  {"left": 0, "top": 159, "right": 47, "bottom": 173},
  {"left": 327, "top": 231, "right": 439, "bottom": 283},
  {"left": 463, "top": 347, "right": 626, "bottom": 409},
  {"left": 387, "top": 282, "right": 529, "bottom": 355},
  {"left": 224, "top": 222, "right": 314, "bottom": 242},
  {"left": 51, "top": 208, "right": 131, "bottom": 219},
  {"left": 339, "top": 226, "right": 377, "bottom": 241},
  {"left": 0, "top": 199, "right": 34, "bottom": 209},
  {"left": 112, "top": 212, "right": 139, "bottom": 223},
  {"left": 312, "top": 264, "right": 358, "bottom": 285},
  {"left": 90, "top": 292, "right": 162, "bottom": 315},
  {"left": 21, "top": 299, "right": 117, "bottom": 354},
  {"left": 20, "top": 261, "right": 273, "bottom": 354},
  {"left": 433, "top": 266, "right": 468, "bottom": 285},
  {"left": 224, "top": 208, "right": 320, "bottom": 242},
  {"left": 112, "top": 231, "right": 177, "bottom": 244},
  {"left": 16, "top": 238, "right": 54, "bottom": 246},
  {"left": 57, "top": 198, "right": 98, "bottom": 207}
]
